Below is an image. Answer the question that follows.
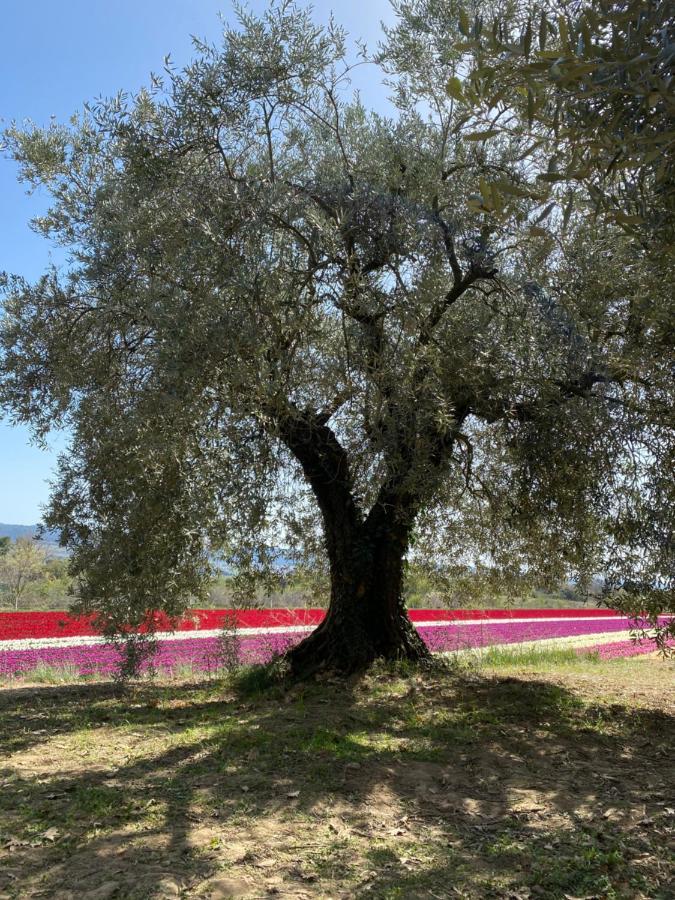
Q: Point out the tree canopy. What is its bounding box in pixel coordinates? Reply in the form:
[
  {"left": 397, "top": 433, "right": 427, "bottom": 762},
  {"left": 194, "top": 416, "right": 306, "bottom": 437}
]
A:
[
  {"left": 0, "top": 537, "right": 48, "bottom": 611},
  {"left": 1, "top": 0, "right": 673, "bottom": 671},
  {"left": 441, "top": 0, "right": 675, "bottom": 249}
]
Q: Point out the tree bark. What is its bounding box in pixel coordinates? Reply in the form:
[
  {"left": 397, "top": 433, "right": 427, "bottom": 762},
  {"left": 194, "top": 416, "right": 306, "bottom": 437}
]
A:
[
  {"left": 285, "top": 503, "right": 431, "bottom": 677},
  {"left": 276, "top": 407, "right": 430, "bottom": 677}
]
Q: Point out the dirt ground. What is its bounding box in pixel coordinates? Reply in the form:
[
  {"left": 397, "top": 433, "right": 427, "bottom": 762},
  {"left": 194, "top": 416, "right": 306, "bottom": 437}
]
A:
[{"left": 0, "top": 655, "right": 673, "bottom": 899}]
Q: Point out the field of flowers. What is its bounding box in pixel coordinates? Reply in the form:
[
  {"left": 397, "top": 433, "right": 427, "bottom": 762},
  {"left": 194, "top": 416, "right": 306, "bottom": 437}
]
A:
[
  {"left": 0, "top": 606, "right": 623, "bottom": 642},
  {"left": 0, "top": 607, "right": 670, "bottom": 680}
]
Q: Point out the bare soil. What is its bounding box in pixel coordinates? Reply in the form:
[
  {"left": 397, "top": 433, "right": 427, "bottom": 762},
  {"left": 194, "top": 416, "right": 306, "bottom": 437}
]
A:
[{"left": 0, "top": 655, "right": 673, "bottom": 899}]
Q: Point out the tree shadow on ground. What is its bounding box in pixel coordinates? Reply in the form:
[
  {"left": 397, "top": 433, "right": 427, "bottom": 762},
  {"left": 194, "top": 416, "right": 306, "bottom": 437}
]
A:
[{"left": 0, "top": 663, "right": 673, "bottom": 898}]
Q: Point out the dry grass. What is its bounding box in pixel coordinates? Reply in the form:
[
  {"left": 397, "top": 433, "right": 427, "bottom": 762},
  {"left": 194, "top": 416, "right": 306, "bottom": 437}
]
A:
[{"left": 0, "top": 654, "right": 673, "bottom": 899}]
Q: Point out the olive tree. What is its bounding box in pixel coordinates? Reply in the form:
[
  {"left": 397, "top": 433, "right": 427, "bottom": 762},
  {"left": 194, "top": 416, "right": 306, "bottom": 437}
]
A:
[{"left": 1, "top": 1, "right": 672, "bottom": 673}]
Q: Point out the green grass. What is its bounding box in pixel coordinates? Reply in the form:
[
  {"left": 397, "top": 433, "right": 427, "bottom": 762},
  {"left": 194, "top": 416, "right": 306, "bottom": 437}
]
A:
[
  {"left": 18, "top": 661, "right": 87, "bottom": 684},
  {"left": 470, "top": 644, "right": 601, "bottom": 668},
  {"left": 0, "top": 646, "right": 604, "bottom": 692}
]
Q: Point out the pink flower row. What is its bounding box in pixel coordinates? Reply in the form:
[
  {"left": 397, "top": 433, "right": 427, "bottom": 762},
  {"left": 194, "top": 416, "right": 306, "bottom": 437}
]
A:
[
  {"left": 0, "top": 616, "right": 669, "bottom": 678},
  {"left": 583, "top": 639, "right": 673, "bottom": 660}
]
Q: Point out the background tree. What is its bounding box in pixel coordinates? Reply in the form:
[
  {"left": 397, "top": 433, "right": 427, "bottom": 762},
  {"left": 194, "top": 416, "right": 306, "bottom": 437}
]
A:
[
  {"left": 1, "top": 1, "right": 672, "bottom": 672},
  {"left": 0, "top": 536, "right": 10, "bottom": 556},
  {"left": 0, "top": 537, "right": 48, "bottom": 610}
]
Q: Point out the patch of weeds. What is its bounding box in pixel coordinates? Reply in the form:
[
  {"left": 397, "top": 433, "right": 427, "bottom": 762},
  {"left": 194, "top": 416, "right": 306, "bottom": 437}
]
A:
[
  {"left": 484, "top": 829, "right": 529, "bottom": 860},
  {"left": 489, "top": 677, "right": 585, "bottom": 723},
  {"left": 409, "top": 703, "right": 501, "bottom": 746},
  {"left": 312, "top": 838, "right": 357, "bottom": 880},
  {"left": 292, "top": 725, "right": 387, "bottom": 761},
  {"left": 364, "top": 843, "right": 465, "bottom": 898},
  {"left": 475, "top": 645, "right": 602, "bottom": 668},
  {"left": 577, "top": 702, "right": 630, "bottom": 737},
  {"left": 367, "top": 846, "right": 401, "bottom": 868},
  {"left": 528, "top": 836, "right": 644, "bottom": 899},
  {"left": 230, "top": 659, "right": 287, "bottom": 698},
  {"left": 71, "top": 729, "right": 98, "bottom": 752},
  {"left": 69, "top": 784, "right": 129, "bottom": 821},
  {"left": 372, "top": 658, "right": 419, "bottom": 679},
  {"left": 22, "top": 662, "right": 86, "bottom": 684},
  {"left": 305, "top": 727, "right": 352, "bottom": 755},
  {"left": 213, "top": 722, "right": 273, "bottom": 757},
  {"left": 167, "top": 661, "right": 201, "bottom": 681}
]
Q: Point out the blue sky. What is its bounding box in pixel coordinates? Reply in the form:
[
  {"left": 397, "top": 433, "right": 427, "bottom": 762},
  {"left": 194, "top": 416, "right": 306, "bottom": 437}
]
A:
[{"left": 0, "top": 0, "right": 394, "bottom": 524}]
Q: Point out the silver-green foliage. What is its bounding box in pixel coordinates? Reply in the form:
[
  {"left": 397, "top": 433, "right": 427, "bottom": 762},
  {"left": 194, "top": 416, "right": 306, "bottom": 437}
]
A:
[
  {"left": 0, "top": 1, "right": 672, "bottom": 643},
  {"left": 439, "top": 0, "right": 675, "bottom": 248}
]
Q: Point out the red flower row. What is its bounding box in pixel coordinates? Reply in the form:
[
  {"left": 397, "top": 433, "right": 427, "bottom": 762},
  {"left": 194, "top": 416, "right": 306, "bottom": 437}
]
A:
[{"left": 0, "top": 607, "right": 620, "bottom": 642}]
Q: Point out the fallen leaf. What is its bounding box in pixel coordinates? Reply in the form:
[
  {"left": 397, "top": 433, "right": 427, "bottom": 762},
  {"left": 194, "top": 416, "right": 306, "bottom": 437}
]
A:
[
  {"left": 41, "top": 827, "right": 60, "bottom": 842},
  {"left": 4, "top": 836, "right": 30, "bottom": 851},
  {"left": 286, "top": 790, "right": 300, "bottom": 799}
]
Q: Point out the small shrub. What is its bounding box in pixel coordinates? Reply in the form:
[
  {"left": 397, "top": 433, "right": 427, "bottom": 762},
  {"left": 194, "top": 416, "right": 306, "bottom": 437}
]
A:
[{"left": 216, "top": 611, "right": 242, "bottom": 672}]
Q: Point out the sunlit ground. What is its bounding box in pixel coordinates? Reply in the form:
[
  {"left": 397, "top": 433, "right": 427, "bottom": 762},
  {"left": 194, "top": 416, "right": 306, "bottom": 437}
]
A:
[{"left": 0, "top": 652, "right": 673, "bottom": 899}]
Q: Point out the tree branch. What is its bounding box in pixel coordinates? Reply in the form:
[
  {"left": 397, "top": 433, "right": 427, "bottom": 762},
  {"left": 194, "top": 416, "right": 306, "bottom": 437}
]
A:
[
  {"left": 419, "top": 271, "right": 479, "bottom": 346},
  {"left": 273, "top": 403, "right": 362, "bottom": 529},
  {"left": 472, "top": 371, "right": 621, "bottom": 425}
]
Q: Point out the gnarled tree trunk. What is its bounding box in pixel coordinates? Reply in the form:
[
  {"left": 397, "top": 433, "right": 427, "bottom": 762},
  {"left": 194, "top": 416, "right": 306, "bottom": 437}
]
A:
[
  {"left": 278, "top": 407, "right": 431, "bottom": 676},
  {"left": 285, "top": 499, "right": 431, "bottom": 677}
]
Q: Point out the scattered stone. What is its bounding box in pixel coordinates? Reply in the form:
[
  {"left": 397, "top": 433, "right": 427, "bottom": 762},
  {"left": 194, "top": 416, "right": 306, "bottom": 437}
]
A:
[
  {"left": 155, "top": 877, "right": 182, "bottom": 898},
  {"left": 199, "top": 877, "right": 253, "bottom": 898}
]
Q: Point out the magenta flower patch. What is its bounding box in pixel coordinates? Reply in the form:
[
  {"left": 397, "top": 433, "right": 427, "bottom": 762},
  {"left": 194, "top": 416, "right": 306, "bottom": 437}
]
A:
[{"left": 0, "top": 610, "right": 670, "bottom": 678}]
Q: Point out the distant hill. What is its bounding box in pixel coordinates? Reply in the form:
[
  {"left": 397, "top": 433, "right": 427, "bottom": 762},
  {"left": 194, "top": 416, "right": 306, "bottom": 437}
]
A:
[
  {"left": 0, "top": 523, "right": 67, "bottom": 558},
  {"left": 0, "top": 525, "right": 296, "bottom": 570},
  {"left": 0, "top": 523, "right": 61, "bottom": 542}
]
